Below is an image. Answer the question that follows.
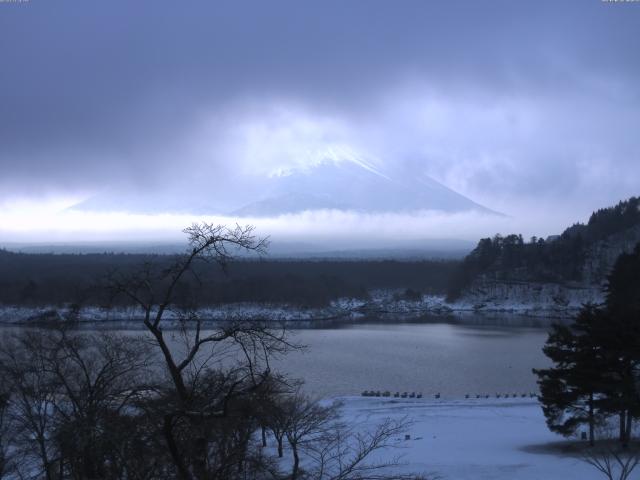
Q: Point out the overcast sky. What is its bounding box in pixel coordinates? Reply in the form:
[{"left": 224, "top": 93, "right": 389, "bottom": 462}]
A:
[{"left": 1, "top": 0, "right": 639, "bottom": 244}]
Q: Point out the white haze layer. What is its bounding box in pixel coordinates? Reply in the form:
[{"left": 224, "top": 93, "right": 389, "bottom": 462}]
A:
[{"left": 0, "top": 196, "right": 572, "bottom": 247}]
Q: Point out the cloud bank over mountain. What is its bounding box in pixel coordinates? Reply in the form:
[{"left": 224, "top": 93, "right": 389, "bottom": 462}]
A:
[
  {"left": 1, "top": 1, "right": 639, "bottom": 244},
  {"left": 72, "top": 150, "right": 498, "bottom": 217}
]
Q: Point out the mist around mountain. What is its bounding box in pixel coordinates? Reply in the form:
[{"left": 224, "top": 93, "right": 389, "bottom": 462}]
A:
[
  {"left": 4, "top": 196, "right": 639, "bottom": 317},
  {"left": 71, "top": 155, "right": 499, "bottom": 218}
]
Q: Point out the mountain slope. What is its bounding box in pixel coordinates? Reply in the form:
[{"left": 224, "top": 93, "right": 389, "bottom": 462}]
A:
[
  {"left": 231, "top": 159, "right": 497, "bottom": 217},
  {"left": 70, "top": 157, "right": 498, "bottom": 217}
]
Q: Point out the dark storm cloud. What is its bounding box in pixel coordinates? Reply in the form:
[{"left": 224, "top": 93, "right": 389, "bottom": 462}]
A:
[{"left": 0, "top": 0, "right": 639, "bottom": 211}]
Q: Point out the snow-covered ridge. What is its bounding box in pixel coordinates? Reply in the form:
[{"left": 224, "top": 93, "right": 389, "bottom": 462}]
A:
[{"left": 452, "top": 280, "right": 603, "bottom": 318}]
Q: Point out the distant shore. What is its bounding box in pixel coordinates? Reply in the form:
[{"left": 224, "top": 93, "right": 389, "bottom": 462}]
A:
[{"left": 0, "top": 289, "right": 583, "bottom": 328}]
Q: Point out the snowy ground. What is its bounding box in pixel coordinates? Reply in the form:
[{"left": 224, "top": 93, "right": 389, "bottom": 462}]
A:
[{"left": 333, "top": 396, "right": 603, "bottom": 480}]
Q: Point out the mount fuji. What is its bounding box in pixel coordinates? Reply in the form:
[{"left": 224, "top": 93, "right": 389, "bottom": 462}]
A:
[
  {"left": 71, "top": 154, "right": 499, "bottom": 217},
  {"left": 230, "top": 156, "right": 497, "bottom": 217}
]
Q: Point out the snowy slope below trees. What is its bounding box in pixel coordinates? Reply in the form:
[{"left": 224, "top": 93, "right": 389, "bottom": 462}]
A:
[{"left": 451, "top": 281, "right": 603, "bottom": 318}]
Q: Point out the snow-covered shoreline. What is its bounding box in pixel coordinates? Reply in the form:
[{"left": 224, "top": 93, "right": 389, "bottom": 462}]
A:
[{"left": 0, "top": 288, "right": 589, "bottom": 328}]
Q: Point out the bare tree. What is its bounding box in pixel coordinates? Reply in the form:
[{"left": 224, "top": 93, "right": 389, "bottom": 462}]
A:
[
  {"left": 44, "top": 330, "right": 154, "bottom": 479},
  {"left": 254, "top": 374, "right": 299, "bottom": 453},
  {"left": 0, "top": 374, "right": 16, "bottom": 480},
  {"left": 263, "top": 395, "right": 289, "bottom": 459},
  {"left": 582, "top": 442, "right": 640, "bottom": 480},
  {"left": 0, "top": 331, "right": 60, "bottom": 480},
  {"left": 0, "top": 391, "right": 6, "bottom": 479},
  {"left": 305, "top": 416, "right": 431, "bottom": 480},
  {"left": 282, "top": 392, "right": 339, "bottom": 480},
  {"left": 106, "top": 224, "right": 274, "bottom": 400},
  {"left": 107, "top": 223, "right": 299, "bottom": 479},
  {"left": 0, "top": 327, "right": 156, "bottom": 480}
]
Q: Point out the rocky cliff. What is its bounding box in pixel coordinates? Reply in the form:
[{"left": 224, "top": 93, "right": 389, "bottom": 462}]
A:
[
  {"left": 456, "top": 223, "right": 640, "bottom": 317},
  {"left": 581, "top": 223, "right": 640, "bottom": 284}
]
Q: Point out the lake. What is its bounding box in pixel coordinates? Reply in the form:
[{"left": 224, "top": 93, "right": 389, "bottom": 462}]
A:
[
  {"left": 1, "top": 315, "right": 553, "bottom": 399},
  {"left": 277, "top": 321, "right": 550, "bottom": 397}
]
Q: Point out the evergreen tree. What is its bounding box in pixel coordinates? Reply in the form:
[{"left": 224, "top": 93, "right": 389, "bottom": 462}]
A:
[
  {"left": 597, "top": 243, "right": 640, "bottom": 447},
  {"left": 533, "top": 304, "right": 607, "bottom": 445},
  {"left": 535, "top": 243, "right": 640, "bottom": 447}
]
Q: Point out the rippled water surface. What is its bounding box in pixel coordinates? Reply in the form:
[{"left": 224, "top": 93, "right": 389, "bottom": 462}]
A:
[
  {"left": 272, "top": 321, "right": 550, "bottom": 397},
  {"left": 3, "top": 317, "right": 552, "bottom": 398}
]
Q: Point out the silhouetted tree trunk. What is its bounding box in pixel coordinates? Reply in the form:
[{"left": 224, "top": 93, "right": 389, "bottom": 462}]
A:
[
  {"left": 588, "top": 393, "right": 595, "bottom": 446},
  {"left": 277, "top": 436, "right": 284, "bottom": 458},
  {"left": 292, "top": 444, "right": 300, "bottom": 480}
]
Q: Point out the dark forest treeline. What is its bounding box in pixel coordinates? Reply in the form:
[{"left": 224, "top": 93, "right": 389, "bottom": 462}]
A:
[
  {"left": 447, "top": 196, "right": 640, "bottom": 300},
  {"left": 0, "top": 251, "right": 458, "bottom": 308}
]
